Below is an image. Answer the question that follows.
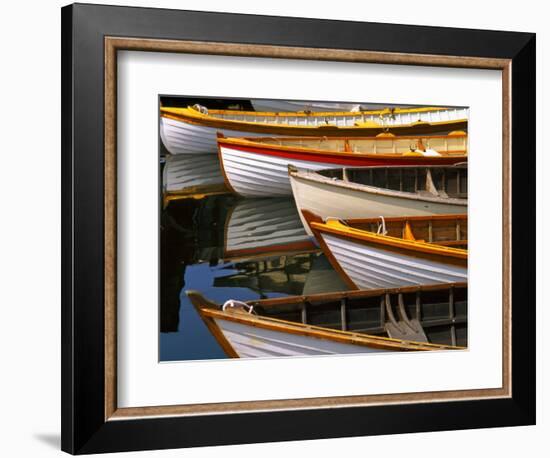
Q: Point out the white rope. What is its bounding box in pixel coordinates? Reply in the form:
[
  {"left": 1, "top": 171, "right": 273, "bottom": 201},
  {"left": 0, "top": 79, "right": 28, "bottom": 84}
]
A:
[
  {"left": 222, "top": 299, "right": 254, "bottom": 314},
  {"left": 377, "top": 216, "right": 387, "bottom": 235}
]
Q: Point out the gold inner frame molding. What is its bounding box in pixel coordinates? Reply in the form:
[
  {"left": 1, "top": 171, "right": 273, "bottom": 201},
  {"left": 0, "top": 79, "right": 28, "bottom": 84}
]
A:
[{"left": 104, "top": 36, "right": 512, "bottom": 421}]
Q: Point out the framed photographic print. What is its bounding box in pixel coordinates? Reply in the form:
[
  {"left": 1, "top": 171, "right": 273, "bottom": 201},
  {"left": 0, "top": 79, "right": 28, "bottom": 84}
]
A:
[{"left": 61, "top": 3, "right": 536, "bottom": 454}]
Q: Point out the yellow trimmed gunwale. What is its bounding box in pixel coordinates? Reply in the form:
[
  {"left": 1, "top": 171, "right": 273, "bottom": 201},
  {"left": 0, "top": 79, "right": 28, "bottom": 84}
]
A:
[
  {"left": 218, "top": 133, "right": 468, "bottom": 159},
  {"left": 161, "top": 106, "right": 469, "bottom": 132},
  {"left": 311, "top": 219, "right": 467, "bottom": 260},
  {"left": 163, "top": 105, "right": 457, "bottom": 118},
  {"left": 198, "top": 301, "right": 464, "bottom": 352}
]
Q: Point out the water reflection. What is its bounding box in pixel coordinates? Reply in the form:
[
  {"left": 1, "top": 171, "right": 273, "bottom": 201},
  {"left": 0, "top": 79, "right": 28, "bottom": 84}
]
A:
[
  {"left": 162, "top": 153, "right": 228, "bottom": 207},
  {"left": 160, "top": 192, "right": 348, "bottom": 361}
]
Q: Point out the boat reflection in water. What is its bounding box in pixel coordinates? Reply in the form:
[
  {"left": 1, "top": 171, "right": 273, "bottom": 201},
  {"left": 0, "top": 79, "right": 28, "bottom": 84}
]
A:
[
  {"left": 223, "top": 197, "right": 317, "bottom": 260},
  {"left": 162, "top": 153, "right": 228, "bottom": 207},
  {"left": 160, "top": 192, "right": 348, "bottom": 361}
]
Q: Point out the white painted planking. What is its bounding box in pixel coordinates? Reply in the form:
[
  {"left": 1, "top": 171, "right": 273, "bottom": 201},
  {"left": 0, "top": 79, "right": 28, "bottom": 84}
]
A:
[
  {"left": 214, "top": 318, "right": 390, "bottom": 358},
  {"left": 220, "top": 145, "right": 350, "bottom": 197},
  {"left": 290, "top": 171, "right": 467, "bottom": 237},
  {"left": 161, "top": 107, "right": 469, "bottom": 154},
  {"left": 160, "top": 117, "right": 268, "bottom": 154},
  {"left": 321, "top": 233, "right": 467, "bottom": 289}
]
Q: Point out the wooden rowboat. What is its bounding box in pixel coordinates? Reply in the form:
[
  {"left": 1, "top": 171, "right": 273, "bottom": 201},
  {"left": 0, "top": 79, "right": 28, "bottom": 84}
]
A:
[
  {"left": 218, "top": 132, "right": 467, "bottom": 197},
  {"left": 310, "top": 216, "right": 467, "bottom": 290},
  {"left": 160, "top": 105, "right": 468, "bottom": 155},
  {"left": 187, "top": 283, "right": 466, "bottom": 358},
  {"left": 290, "top": 164, "right": 467, "bottom": 236}
]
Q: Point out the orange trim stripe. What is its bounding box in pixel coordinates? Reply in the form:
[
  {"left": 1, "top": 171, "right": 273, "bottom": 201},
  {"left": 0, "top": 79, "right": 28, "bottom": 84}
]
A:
[
  {"left": 162, "top": 105, "right": 459, "bottom": 119},
  {"left": 311, "top": 219, "right": 467, "bottom": 260},
  {"left": 200, "top": 308, "right": 464, "bottom": 352},
  {"left": 161, "top": 107, "right": 468, "bottom": 136}
]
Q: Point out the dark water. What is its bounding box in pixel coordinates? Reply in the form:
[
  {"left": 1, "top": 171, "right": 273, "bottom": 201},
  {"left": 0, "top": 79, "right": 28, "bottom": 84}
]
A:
[{"left": 159, "top": 194, "right": 348, "bottom": 362}]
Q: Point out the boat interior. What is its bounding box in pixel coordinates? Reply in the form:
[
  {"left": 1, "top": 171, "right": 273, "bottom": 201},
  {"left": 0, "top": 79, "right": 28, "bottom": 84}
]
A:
[
  {"left": 340, "top": 215, "right": 468, "bottom": 249},
  {"left": 318, "top": 165, "right": 468, "bottom": 199},
  {"left": 254, "top": 285, "right": 467, "bottom": 346},
  {"left": 237, "top": 133, "right": 467, "bottom": 155},
  {"left": 189, "top": 283, "right": 467, "bottom": 347}
]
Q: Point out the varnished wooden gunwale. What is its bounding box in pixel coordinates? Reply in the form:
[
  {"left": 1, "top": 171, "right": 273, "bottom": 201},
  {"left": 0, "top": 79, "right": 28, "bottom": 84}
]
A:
[
  {"left": 162, "top": 108, "right": 468, "bottom": 137},
  {"left": 345, "top": 214, "right": 468, "bottom": 224},
  {"left": 177, "top": 105, "right": 458, "bottom": 118},
  {"left": 248, "top": 281, "right": 467, "bottom": 308},
  {"left": 223, "top": 132, "right": 467, "bottom": 143},
  {"left": 193, "top": 300, "right": 240, "bottom": 358},
  {"left": 344, "top": 215, "right": 468, "bottom": 245},
  {"left": 203, "top": 309, "right": 462, "bottom": 351},
  {"left": 311, "top": 219, "right": 468, "bottom": 262},
  {"left": 218, "top": 132, "right": 468, "bottom": 159}
]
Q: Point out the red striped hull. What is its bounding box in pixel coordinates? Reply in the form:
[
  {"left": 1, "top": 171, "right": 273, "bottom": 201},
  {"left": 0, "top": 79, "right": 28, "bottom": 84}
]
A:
[{"left": 217, "top": 138, "right": 467, "bottom": 197}]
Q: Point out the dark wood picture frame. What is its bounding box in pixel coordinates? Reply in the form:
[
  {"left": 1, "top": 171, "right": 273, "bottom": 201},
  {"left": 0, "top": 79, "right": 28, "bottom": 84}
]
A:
[{"left": 61, "top": 3, "right": 536, "bottom": 454}]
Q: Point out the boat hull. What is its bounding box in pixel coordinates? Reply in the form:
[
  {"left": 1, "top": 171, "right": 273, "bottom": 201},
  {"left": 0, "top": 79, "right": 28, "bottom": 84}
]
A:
[
  {"left": 219, "top": 142, "right": 465, "bottom": 198},
  {"left": 160, "top": 106, "right": 469, "bottom": 155},
  {"left": 290, "top": 170, "right": 467, "bottom": 236},
  {"left": 315, "top": 231, "right": 467, "bottom": 290},
  {"left": 213, "top": 317, "right": 389, "bottom": 358},
  {"left": 160, "top": 117, "right": 271, "bottom": 155},
  {"left": 186, "top": 289, "right": 465, "bottom": 357}
]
